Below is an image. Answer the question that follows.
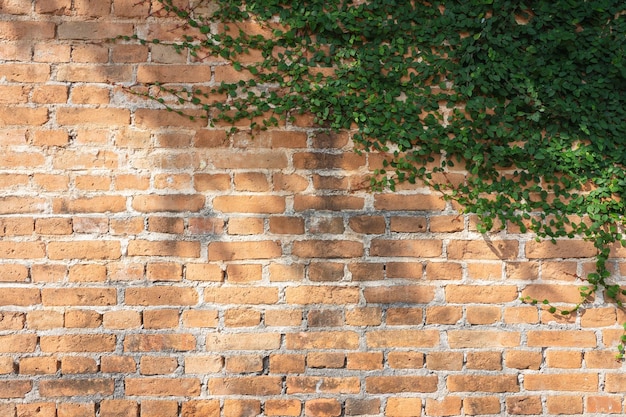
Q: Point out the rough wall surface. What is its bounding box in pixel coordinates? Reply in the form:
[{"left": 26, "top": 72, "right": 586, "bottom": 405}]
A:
[{"left": 0, "top": 1, "right": 625, "bottom": 416}]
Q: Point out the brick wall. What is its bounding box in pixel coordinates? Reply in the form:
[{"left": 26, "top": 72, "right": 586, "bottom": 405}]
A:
[{"left": 0, "top": 1, "right": 624, "bottom": 416}]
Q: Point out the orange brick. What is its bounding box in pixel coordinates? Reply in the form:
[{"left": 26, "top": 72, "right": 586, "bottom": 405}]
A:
[
  {"left": 61, "top": 356, "right": 98, "bottom": 374},
  {"left": 39, "top": 378, "right": 113, "bottom": 397},
  {"left": 224, "top": 309, "right": 261, "bottom": 327},
  {"left": 64, "top": 309, "right": 102, "bottom": 328},
  {"left": 0, "top": 380, "right": 32, "bottom": 398},
  {"left": 56, "top": 107, "right": 130, "bottom": 125},
  {"left": 42, "top": 288, "right": 116, "bottom": 306},
  {"left": 16, "top": 403, "right": 56, "bottom": 417},
  {"left": 265, "top": 399, "right": 302, "bottom": 417},
  {"left": 206, "top": 333, "right": 280, "bottom": 351},
  {"left": 426, "top": 352, "right": 463, "bottom": 371},
  {"left": 545, "top": 350, "right": 582, "bottom": 368},
  {"left": 128, "top": 240, "right": 200, "bottom": 257},
  {"left": 366, "top": 330, "right": 439, "bottom": 348},
  {"left": 140, "top": 356, "right": 178, "bottom": 375},
  {"left": 100, "top": 400, "right": 138, "bottom": 417},
  {"left": 0, "top": 288, "right": 40, "bottom": 306},
  {"left": 19, "top": 357, "right": 58, "bottom": 374},
  {"left": 132, "top": 194, "right": 205, "bottom": 212},
  {"left": 182, "top": 310, "right": 218, "bottom": 328},
  {"left": 125, "top": 378, "right": 200, "bottom": 396},
  {"left": 142, "top": 309, "right": 179, "bottom": 329},
  {"left": 445, "top": 285, "right": 518, "bottom": 303},
  {"left": 463, "top": 397, "right": 501, "bottom": 415},
  {"left": 285, "top": 286, "right": 358, "bottom": 305},
  {"left": 506, "top": 396, "right": 542, "bottom": 415},
  {"left": 525, "top": 373, "right": 598, "bottom": 391},
  {"left": 526, "top": 239, "right": 597, "bottom": 258},
  {"left": 425, "top": 397, "right": 462, "bottom": 417},
  {"left": 586, "top": 395, "right": 623, "bottom": 414},
  {"left": 466, "top": 351, "right": 502, "bottom": 370},
  {"left": 386, "top": 397, "right": 423, "bottom": 417},
  {"left": 68, "top": 264, "right": 106, "bottom": 282},
  {"left": 209, "top": 241, "right": 281, "bottom": 260},
  {"left": 0, "top": 311, "right": 25, "bottom": 330},
  {"left": 389, "top": 352, "right": 425, "bottom": 369},
  {"left": 225, "top": 355, "right": 264, "bottom": 373},
  {"left": 448, "top": 375, "right": 519, "bottom": 392},
  {"left": 184, "top": 355, "right": 223, "bottom": 374},
  {"left": 448, "top": 240, "right": 518, "bottom": 259},
  {"left": 0, "top": 21, "right": 55, "bottom": 40},
  {"left": 100, "top": 356, "right": 136, "bottom": 373},
  {"left": 505, "top": 350, "right": 541, "bottom": 370},
  {"left": 466, "top": 306, "right": 501, "bottom": 324},
  {"left": 40, "top": 335, "right": 115, "bottom": 352},
  {"left": 57, "top": 403, "right": 96, "bottom": 417},
  {"left": 103, "top": 310, "right": 141, "bottom": 329},
  {"left": 205, "top": 287, "right": 278, "bottom": 305},
  {"left": 0, "top": 264, "right": 28, "bottom": 283},
  {"left": 26, "top": 310, "right": 63, "bottom": 330},
  {"left": 527, "top": 330, "right": 596, "bottom": 348},
  {"left": 370, "top": 239, "right": 441, "bottom": 257},
  {"left": 269, "top": 354, "right": 305, "bottom": 373},
  {"left": 180, "top": 400, "right": 220, "bottom": 417},
  {"left": 304, "top": 399, "right": 342, "bottom": 417}
]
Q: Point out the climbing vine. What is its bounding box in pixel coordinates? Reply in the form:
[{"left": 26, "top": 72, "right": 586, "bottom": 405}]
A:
[{"left": 121, "top": 0, "right": 626, "bottom": 352}]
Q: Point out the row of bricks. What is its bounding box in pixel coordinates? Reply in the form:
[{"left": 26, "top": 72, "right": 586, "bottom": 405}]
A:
[
  {"left": 0, "top": 395, "right": 622, "bottom": 417},
  {"left": 0, "top": 237, "right": 614, "bottom": 260},
  {"left": 0, "top": 329, "right": 622, "bottom": 351},
  {"left": 2, "top": 373, "right": 626, "bottom": 397},
  {"left": 0, "top": 283, "right": 610, "bottom": 307},
  {"left": 0, "top": 259, "right": 606, "bottom": 283},
  {"left": 2, "top": 304, "right": 622, "bottom": 329},
  {"left": 3, "top": 349, "right": 626, "bottom": 376}
]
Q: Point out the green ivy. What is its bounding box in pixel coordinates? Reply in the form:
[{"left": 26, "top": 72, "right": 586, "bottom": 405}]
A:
[{"left": 122, "top": 0, "right": 626, "bottom": 353}]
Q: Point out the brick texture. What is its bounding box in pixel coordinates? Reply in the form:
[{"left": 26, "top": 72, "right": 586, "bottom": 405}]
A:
[{"left": 0, "top": 2, "right": 619, "bottom": 416}]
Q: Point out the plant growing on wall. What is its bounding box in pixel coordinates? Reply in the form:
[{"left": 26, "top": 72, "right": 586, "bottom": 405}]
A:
[{"left": 122, "top": 0, "right": 626, "bottom": 352}]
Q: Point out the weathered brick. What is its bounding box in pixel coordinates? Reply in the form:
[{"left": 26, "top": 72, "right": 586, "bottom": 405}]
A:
[
  {"left": 367, "top": 376, "right": 438, "bottom": 393},
  {"left": 125, "top": 378, "right": 200, "bottom": 396},
  {"left": 448, "top": 375, "right": 519, "bottom": 392},
  {"left": 40, "top": 335, "right": 115, "bottom": 352},
  {"left": 525, "top": 373, "right": 598, "bottom": 391},
  {"left": 124, "top": 334, "right": 195, "bottom": 352},
  {"left": 39, "top": 379, "right": 114, "bottom": 397}
]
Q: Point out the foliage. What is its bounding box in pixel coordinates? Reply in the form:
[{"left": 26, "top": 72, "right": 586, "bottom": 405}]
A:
[{"left": 122, "top": 0, "right": 626, "bottom": 350}]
